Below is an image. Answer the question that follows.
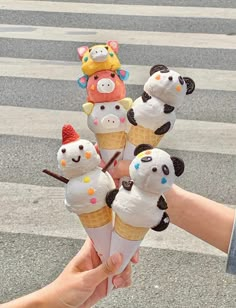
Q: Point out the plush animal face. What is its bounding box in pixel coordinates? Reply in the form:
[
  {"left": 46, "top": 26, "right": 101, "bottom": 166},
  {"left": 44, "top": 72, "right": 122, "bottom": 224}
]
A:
[
  {"left": 83, "top": 98, "right": 132, "bottom": 134},
  {"left": 57, "top": 139, "right": 100, "bottom": 178},
  {"left": 77, "top": 41, "right": 121, "bottom": 76},
  {"left": 86, "top": 70, "right": 126, "bottom": 103},
  {"left": 129, "top": 145, "right": 184, "bottom": 194},
  {"left": 127, "top": 95, "right": 176, "bottom": 132},
  {"left": 144, "top": 64, "right": 195, "bottom": 108}
]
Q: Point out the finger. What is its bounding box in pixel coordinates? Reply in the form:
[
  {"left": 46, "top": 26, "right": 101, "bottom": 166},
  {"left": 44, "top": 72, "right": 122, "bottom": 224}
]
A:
[
  {"left": 113, "top": 277, "right": 132, "bottom": 289},
  {"left": 131, "top": 249, "right": 139, "bottom": 264},
  {"left": 109, "top": 160, "right": 131, "bottom": 179},
  {"left": 83, "top": 253, "right": 123, "bottom": 287},
  {"left": 113, "top": 263, "right": 131, "bottom": 284}
]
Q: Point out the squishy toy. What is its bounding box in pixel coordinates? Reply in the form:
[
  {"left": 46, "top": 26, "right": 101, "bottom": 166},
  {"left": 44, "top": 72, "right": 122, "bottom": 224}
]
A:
[
  {"left": 43, "top": 124, "right": 117, "bottom": 262},
  {"left": 83, "top": 98, "right": 132, "bottom": 167},
  {"left": 106, "top": 144, "right": 185, "bottom": 291}
]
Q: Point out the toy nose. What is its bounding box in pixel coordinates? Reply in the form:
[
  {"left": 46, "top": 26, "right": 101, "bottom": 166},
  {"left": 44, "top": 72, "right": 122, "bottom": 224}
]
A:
[
  {"left": 90, "top": 47, "right": 108, "bottom": 62},
  {"left": 97, "top": 78, "right": 115, "bottom": 93},
  {"left": 141, "top": 156, "right": 152, "bottom": 162},
  {"left": 101, "top": 114, "right": 120, "bottom": 129}
]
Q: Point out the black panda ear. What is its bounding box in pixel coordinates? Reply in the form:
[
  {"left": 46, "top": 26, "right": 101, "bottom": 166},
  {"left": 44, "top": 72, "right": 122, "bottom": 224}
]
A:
[
  {"left": 134, "top": 144, "right": 153, "bottom": 156},
  {"left": 171, "top": 157, "right": 185, "bottom": 177},
  {"left": 150, "top": 64, "right": 168, "bottom": 76},
  {"left": 183, "top": 77, "right": 195, "bottom": 95}
]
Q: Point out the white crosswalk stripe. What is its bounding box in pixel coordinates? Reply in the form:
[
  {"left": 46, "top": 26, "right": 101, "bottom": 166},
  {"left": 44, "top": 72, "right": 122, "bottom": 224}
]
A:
[
  {"left": 1, "top": 0, "right": 235, "bottom": 19},
  {"left": 1, "top": 0, "right": 236, "bottom": 305},
  {"left": 0, "top": 24, "right": 235, "bottom": 49},
  {"left": 1, "top": 106, "right": 235, "bottom": 155},
  {"left": 1, "top": 57, "right": 236, "bottom": 91}
]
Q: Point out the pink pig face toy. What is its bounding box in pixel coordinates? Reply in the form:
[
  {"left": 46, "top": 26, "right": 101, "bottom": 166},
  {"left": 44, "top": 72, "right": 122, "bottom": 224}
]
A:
[
  {"left": 83, "top": 98, "right": 132, "bottom": 134},
  {"left": 86, "top": 70, "right": 126, "bottom": 103},
  {"left": 83, "top": 98, "right": 133, "bottom": 165}
]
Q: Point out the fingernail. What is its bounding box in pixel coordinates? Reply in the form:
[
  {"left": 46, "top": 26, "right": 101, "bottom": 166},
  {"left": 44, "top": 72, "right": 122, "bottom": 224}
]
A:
[
  {"left": 111, "top": 253, "right": 122, "bottom": 265},
  {"left": 113, "top": 278, "right": 123, "bottom": 288}
]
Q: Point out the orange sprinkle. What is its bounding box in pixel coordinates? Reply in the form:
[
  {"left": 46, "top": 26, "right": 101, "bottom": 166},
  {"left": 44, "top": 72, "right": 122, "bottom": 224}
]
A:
[
  {"left": 155, "top": 74, "right": 161, "bottom": 80},
  {"left": 85, "top": 151, "right": 92, "bottom": 159},
  {"left": 61, "top": 159, "right": 66, "bottom": 167},
  {"left": 90, "top": 84, "right": 95, "bottom": 91},
  {"left": 176, "top": 85, "right": 182, "bottom": 92},
  {"left": 145, "top": 150, "right": 152, "bottom": 155},
  {"left": 88, "top": 188, "right": 95, "bottom": 195}
]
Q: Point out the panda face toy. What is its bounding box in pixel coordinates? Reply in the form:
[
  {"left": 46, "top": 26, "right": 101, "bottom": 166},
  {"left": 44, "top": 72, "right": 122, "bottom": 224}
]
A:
[
  {"left": 57, "top": 138, "right": 101, "bottom": 179},
  {"left": 144, "top": 64, "right": 195, "bottom": 108},
  {"left": 129, "top": 144, "right": 184, "bottom": 195}
]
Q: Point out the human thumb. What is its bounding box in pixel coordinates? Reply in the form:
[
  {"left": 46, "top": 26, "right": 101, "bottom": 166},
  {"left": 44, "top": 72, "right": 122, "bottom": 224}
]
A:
[{"left": 83, "top": 253, "right": 123, "bottom": 287}]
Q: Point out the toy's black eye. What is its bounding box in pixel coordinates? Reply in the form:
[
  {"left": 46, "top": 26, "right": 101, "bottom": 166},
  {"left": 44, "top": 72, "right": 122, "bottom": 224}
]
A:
[
  {"left": 179, "top": 76, "right": 184, "bottom": 85},
  {"left": 152, "top": 167, "right": 157, "bottom": 172},
  {"left": 141, "top": 156, "right": 152, "bottom": 163},
  {"left": 100, "top": 105, "right": 105, "bottom": 110},
  {"left": 105, "top": 46, "right": 109, "bottom": 50},
  {"left": 115, "top": 105, "right": 120, "bottom": 110},
  {"left": 162, "top": 165, "right": 169, "bottom": 175},
  {"left": 94, "top": 75, "right": 99, "bottom": 80},
  {"left": 111, "top": 73, "right": 115, "bottom": 78},
  {"left": 79, "top": 145, "right": 84, "bottom": 150},
  {"left": 61, "top": 148, "right": 66, "bottom": 154},
  {"left": 168, "top": 76, "right": 173, "bottom": 81}
]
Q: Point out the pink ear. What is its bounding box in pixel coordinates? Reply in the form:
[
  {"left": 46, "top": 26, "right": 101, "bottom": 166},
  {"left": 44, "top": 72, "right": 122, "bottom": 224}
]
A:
[
  {"left": 107, "top": 40, "right": 119, "bottom": 53},
  {"left": 77, "top": 46, "right": 89, "bottom": 60}
]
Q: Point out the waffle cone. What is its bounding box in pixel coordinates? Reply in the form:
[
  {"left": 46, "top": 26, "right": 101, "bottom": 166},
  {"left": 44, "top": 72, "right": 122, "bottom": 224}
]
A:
[
  {"left": 79, "top": 206, "right": 112, "bottom": 228},
  {"left": 127, "top": 125, "right": 163, "bottom": 147},
  {"left": 114, "top": 215, "right": 149, "bottom": 241},
  {"left": 96, "top": 131, "right": 126, "bottom": 150}
]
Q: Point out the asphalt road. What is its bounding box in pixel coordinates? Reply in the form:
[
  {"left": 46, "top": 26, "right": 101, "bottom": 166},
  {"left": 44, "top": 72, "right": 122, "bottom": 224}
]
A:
[{"left": 0, "top": 0, "right": 236, "bottom": 307}]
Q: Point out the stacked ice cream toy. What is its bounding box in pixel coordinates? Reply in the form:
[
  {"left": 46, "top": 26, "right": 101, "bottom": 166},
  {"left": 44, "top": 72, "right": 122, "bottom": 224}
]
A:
[
  {"left": 77, "top": 40, "right": 132, "bottom": 167},
  {"left": 123, "top": 64, "right": 195, "bottom": 161}
]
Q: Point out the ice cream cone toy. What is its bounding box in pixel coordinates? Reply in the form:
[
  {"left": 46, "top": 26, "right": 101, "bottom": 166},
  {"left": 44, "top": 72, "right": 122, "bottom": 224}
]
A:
[
  {"left": 106, "top": 143, "right": 185, "bottom": 292},
  {"left": 123, "top": 64, "right": 195, "bottom": 162},
  {"left": 80, "top": 70, "right": 127, "bottom": 103},
  {"left": 43, "top": 124, "right": 118, "bottom": 263},
  {"left": 77, "top": 40, "right": 129, "bottom": 89},
  {"left": 123, "top": 94, "right": 176, "bottom": 161},
  {"left": 83, "top": 98, "right": 133, "bottom": 168}
]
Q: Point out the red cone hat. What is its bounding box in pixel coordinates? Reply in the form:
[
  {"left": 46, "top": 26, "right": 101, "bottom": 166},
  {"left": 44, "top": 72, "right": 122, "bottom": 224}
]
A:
[{"left": 62, "top": 124, "right": 80, "bottom": 144}]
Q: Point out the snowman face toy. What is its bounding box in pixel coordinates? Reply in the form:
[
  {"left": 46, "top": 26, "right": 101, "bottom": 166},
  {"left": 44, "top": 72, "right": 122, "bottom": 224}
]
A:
[
  {"left": 129, "top": 144, "right": 184, "bottom": 195},
  {"left": 57, "top": 139, "right": 100, "bottom": 178}
]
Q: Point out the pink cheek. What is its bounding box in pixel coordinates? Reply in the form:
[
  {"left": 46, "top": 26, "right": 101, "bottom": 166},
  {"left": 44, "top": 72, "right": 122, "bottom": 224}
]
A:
[
  {"left": 93, "top": 118, "right": 99, "bottom": 125},
  {"left": 120, "top": 117, "right": 126, "bottom": 123}
]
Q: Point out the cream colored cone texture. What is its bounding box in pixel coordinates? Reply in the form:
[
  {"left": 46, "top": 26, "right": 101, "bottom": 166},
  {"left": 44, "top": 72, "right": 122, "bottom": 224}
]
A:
[
  {"left": 96, "top": 131, "right": 126, "bottom": 150},
  {"left": 128, "top": 125, "right": 163, "bottom": 147},
  {"left": 114, "top": 215, "right": 149, "bottom": 241},
  {"left": 79, "top": 206, "right": 112, "bottom": 228}
]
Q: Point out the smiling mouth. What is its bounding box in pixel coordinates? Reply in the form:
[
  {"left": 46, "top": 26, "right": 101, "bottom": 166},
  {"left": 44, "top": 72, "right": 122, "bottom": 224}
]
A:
[{"left": 72, "top": 156, "right": 81, "bottom": 163}]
